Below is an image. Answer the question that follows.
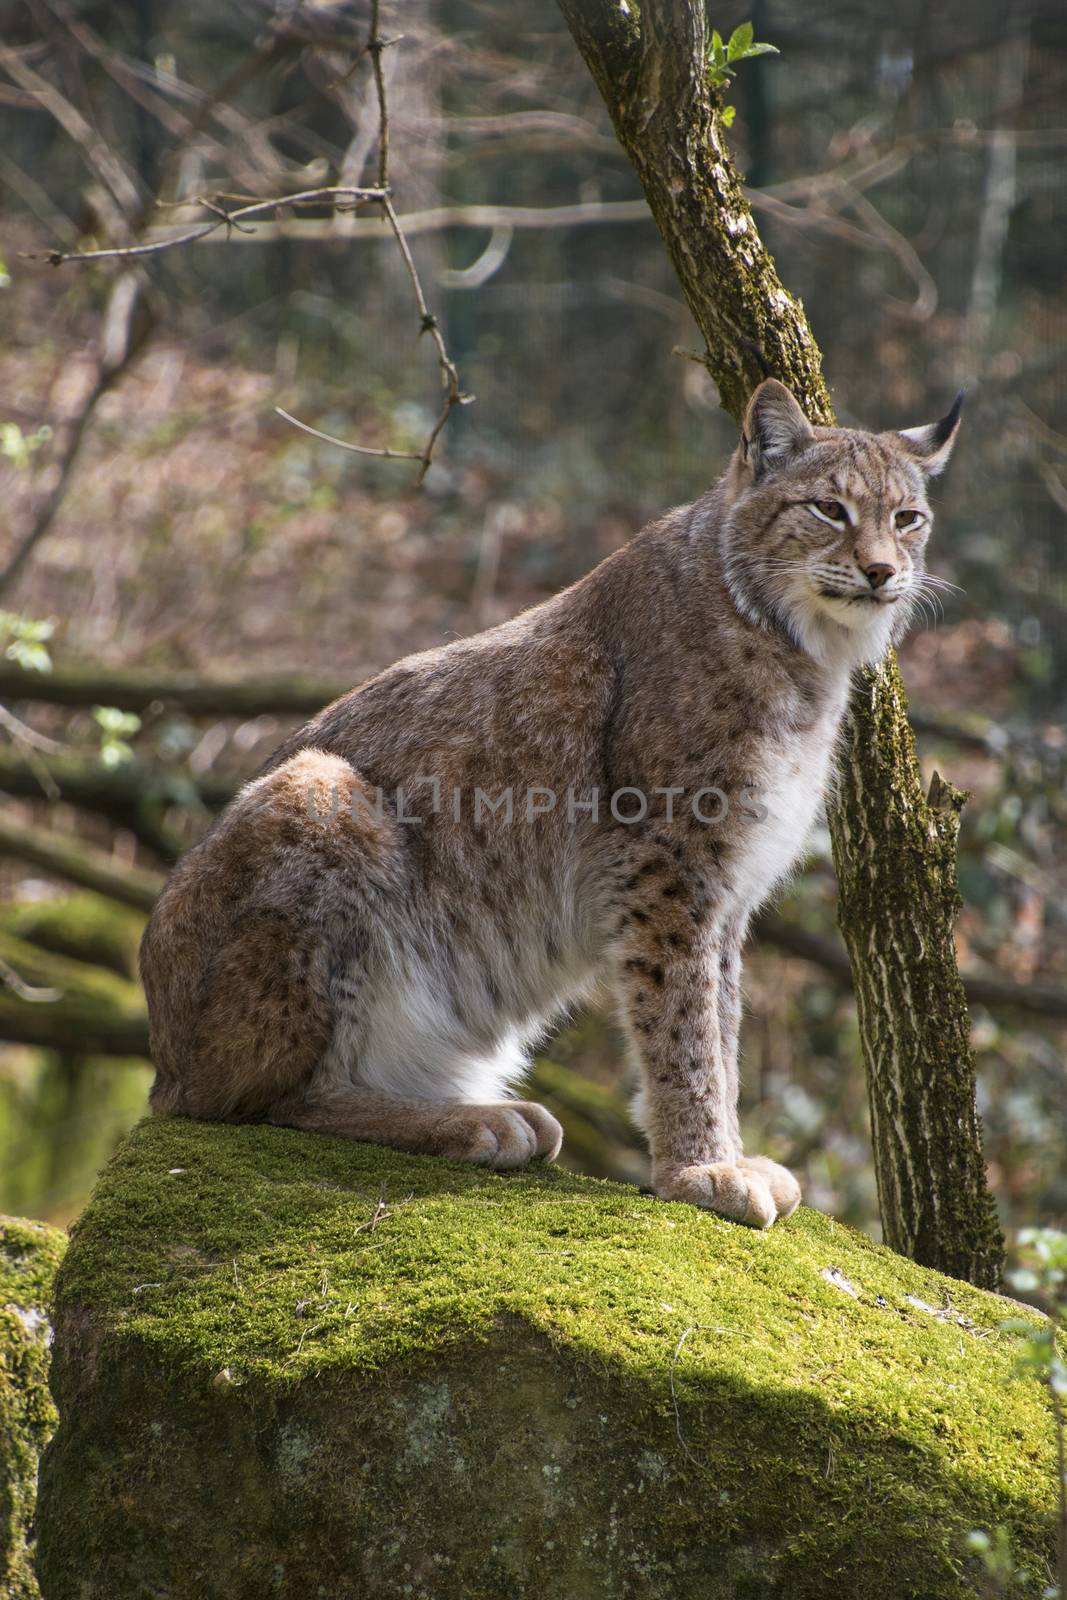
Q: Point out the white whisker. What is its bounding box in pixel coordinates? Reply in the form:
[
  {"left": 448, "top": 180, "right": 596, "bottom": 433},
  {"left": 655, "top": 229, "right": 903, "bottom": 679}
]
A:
[{"left": 919, "top": 574, "right": 964, "bottom": 595}]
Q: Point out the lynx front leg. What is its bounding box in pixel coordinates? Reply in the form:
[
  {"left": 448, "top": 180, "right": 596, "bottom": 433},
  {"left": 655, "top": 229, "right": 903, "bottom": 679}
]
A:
[
  {"left": 614, "top": 879, "right": 798, "bottom": 1228},
  {"left": 716, "top": 925, "right": 801, "bottom": 1223}
]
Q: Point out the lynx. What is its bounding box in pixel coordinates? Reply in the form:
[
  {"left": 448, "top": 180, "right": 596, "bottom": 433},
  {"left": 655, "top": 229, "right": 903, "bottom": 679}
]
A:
[{"left": 141, "top": 380, "right": 960, "bottom": 1228}]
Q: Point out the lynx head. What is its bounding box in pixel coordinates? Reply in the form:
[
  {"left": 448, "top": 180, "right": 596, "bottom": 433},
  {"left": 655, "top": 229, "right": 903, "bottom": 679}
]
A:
[{"left": 721, "top": 379, "right": 962, "bottom": 668}]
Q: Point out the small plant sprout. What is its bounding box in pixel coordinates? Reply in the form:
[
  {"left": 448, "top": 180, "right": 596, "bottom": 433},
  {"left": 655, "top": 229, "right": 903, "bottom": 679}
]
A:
[
  {"left": 705, "top": 22, "right": 779, "bottom": 127},
  {"left": 0, "top": 612, "right": 54, "bottom": 674},
  {"left": 92, "top": 706, "right": 142, "bottom": 768}
]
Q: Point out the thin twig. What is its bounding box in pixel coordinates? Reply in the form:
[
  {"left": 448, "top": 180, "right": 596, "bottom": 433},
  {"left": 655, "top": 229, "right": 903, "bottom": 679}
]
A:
[
  {"left": 369, "top": 0, "right": 389, "bottom": 190},
  {"left": 274, "top": 408, "right": 423, "bottom": 463},
  {"left": 0, "top": 43, "right": 141, "bottom": 222},
  {"left": 0, "top": 272, "right": 153, "bottom": 598},
  {"left": 0, "top": 703, "right": 66, "bottom": 754},
  {"left": 367, "top": 1, "right": 463, "bottom": 479},
  {"left": 380, "top": 196, "right": 467, "bottom": 482},
  {"left": 0, "top": 956, "right": 62, "bottom": 1004},
  {"left": 353, "top": 1183, "right": 404, "bottom": 1235},
  {"left": 93, "top": 198, "right": 653, "bottom": 249},
  {"left": 274, "top": 11, "right": 467, "bottom": 482},
  {"left": 0, "top": 711, "right": 61, "bottom": 798},
  {"left": 27, "top": 185, "right": 388, "bottom": 266}
]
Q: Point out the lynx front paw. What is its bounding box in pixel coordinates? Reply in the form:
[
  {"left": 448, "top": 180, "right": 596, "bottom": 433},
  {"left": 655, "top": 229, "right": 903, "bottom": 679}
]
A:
[
  {"left": 655, "top": 1156, "right": 800, "bottom": 1229},
  {"left": 435, "top": 1101, "right": 563, "bottom": 1170},
  {"left": 736, "top": 1155, "right": 801, "bottom": 1220}
]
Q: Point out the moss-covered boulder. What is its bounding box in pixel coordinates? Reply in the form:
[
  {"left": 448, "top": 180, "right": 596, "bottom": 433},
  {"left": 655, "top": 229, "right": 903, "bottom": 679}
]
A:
[
  {"left": 38, "top": 1118, "right": 1057, "bottom": 1599},
  {"left": 0, "top": 1217, "right": 66, "bottom": 1600}
]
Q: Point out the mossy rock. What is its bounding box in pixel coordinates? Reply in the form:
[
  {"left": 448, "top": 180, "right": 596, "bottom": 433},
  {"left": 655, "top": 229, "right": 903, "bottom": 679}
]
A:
[
  {"left": 38, "top": 1118, "right": 1057, "bottom": 1600},
  {"left": 0, "top": 1217, "right": 67, "bottom": 1600}
]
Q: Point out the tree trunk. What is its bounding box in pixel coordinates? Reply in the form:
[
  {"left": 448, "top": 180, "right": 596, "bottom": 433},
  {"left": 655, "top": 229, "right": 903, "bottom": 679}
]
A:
[{"left": 556, "top": 0, "right": 1004, "bottom": 1288}]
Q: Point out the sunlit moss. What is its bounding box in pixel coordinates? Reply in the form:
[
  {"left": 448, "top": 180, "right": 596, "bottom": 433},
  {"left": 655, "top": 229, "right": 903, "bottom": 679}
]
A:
[
  {"left": 39, "top": 1117, "right": 1057, "bottom": 1598},
  {"left": 0, "top": 1216, "right": 66, "bottom": 1599}
]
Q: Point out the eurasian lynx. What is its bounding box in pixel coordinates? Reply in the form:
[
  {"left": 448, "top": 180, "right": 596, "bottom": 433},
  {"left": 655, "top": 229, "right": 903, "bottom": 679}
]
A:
[{"left": 141, "top": 380, "right": 960, "bottom": 1228}]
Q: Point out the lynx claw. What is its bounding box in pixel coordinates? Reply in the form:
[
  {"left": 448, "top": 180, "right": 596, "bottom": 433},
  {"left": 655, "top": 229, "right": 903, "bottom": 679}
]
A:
[{"left": 655, "top": 1157, "right": 800, "bottom": 1228}]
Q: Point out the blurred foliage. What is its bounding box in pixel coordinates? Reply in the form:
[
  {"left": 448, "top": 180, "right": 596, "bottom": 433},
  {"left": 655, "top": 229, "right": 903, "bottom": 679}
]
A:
[
  {"left": 0, "top": 613, "right": 53, "bottom": 674},
  {"left": 0, "top": 0, "right": 1064, "bottom": 1270}
]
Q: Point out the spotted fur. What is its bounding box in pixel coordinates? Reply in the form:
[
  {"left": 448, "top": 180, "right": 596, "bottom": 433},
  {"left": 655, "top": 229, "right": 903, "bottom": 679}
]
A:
[{"left": 140, "top": 381, "right": 960, "bottom": 1228}]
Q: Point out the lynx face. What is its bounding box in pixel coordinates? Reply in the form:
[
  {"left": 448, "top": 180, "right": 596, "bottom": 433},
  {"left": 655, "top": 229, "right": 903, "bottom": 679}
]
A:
[{"left": 721, "top": 380, "right": 961, "bottom": 667}]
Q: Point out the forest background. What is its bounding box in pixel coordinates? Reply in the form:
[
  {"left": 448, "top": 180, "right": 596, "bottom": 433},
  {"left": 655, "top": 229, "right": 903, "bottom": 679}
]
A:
[{"left": 0, "top": 0, "right": 1064, "bottom": 1271}]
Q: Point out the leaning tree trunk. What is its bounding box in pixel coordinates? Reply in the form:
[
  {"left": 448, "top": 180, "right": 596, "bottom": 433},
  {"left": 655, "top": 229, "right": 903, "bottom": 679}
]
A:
[{"left": 556, "top": 0, "right": 1004, "bottom": 1289}]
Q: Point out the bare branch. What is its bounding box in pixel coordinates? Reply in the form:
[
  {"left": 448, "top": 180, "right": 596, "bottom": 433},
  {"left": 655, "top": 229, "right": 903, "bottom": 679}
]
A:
[
  {"left": 80, "top": 197, "right": 654, "bottom": 249},
  {"left": 0, "top": 956, "right": 61, "bottom": 1005},
  {"left": 0, "top": 704, "right": 66, "bottom": 755},
  {"left": 369, "top": 0, "right": 390, "bottom": 190},
  {"left": 28, "top": 185, "right": 389, "bottom": 266},
  {"left": 273, "top": 7, "right": 467, "bottom": 482},
  {"left": 379, "top": 196, "right": 467, "bottom": 482},
  {"left": 0, "top": 43, "right": 141, "bottom": 222},
  {"left": 273, "top": 408, "right": 424, "bottom": 464},
  {"left": 0, "top": 271, "right": 153, "bottom": 597}
]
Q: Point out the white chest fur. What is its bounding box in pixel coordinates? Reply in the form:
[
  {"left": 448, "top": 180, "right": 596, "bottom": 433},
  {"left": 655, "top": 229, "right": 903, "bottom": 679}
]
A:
[{"left": 729, "top": 702, "right": 844, "bottom": 912}]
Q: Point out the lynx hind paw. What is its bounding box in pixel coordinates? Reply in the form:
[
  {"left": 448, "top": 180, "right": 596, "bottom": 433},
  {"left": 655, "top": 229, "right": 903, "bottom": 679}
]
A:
[
  {"left": 656, "top": 1158, "right": 800, "bottom": 1229},
  {"left": 436, "top": 1101, "right": 563, "bottom": 1171}
]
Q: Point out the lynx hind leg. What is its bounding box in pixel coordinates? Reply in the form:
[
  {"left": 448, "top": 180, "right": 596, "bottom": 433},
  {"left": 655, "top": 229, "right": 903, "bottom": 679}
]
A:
[
  {"left": 270, "top": 1087, "right": 563, "bottom": 1170},
  {"left": 144, "top": 748, "right": 395, "bottom": 1122}
]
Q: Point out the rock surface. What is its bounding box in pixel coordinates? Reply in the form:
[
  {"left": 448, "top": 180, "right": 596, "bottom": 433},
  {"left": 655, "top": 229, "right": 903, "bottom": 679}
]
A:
[
  {"left": 38, "top": 1117, "right": 1057, "bottom": 1599},
  {"left": 0, "top": 1216, "right": 66, "bottom": 1600}
]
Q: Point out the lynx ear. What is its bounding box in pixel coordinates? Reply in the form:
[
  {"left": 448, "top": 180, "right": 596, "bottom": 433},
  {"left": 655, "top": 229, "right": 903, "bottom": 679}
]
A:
[
  {"left": 898, "top": 390, "right": 964, "bottom": 477},
  {"left": 742, "top": 379, "right": 815, "bottom": 479}
]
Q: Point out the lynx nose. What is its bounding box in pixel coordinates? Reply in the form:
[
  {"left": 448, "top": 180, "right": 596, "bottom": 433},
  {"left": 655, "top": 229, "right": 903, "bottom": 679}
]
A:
[{"left": 863, "top": 562, "right": 896, "bottom": 590}]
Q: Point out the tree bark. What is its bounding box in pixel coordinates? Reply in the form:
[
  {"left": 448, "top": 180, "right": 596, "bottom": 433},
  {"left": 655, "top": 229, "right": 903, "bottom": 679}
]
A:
[{"left": 556, "top": 0, "right": 1004, "bottom": 1287}]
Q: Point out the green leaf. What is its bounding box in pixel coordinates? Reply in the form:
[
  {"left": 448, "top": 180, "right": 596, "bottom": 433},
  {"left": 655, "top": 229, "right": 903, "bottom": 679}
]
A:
[
  {"left": 93, "top": 706, "right": 142, "bottom": 738},
  {"left": 720, "top": 104, "right": 737, "bottom": 126},
  {"left": 727, "top": 21, "right": 753, "bottom": 60},
  {"left": 0, "top": 611, "right": 54, "bottom": 673},
  {"left": 739, "top": 41, "right": 780, "bottom": 58},
  {"left": 6, "top": 641, "right": 51, "bottom": 673},
  {"left": 100, "top": 740, "right": 135, "bottom": 769}
]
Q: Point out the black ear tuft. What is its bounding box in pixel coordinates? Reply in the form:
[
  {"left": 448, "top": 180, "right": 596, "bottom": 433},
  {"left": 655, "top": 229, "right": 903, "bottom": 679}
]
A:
[
  {"left": 931, "top": 389, "right": 966, "bottom": 450},
  {"left": 898, "top": 389, "right": 964, "bottom": 477}
]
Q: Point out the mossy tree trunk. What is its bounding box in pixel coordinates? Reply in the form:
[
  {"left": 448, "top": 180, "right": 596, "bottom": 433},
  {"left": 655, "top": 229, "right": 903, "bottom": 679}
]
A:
[{"left": 556, "top": 0, "right": 1004, "bottom": 1289}]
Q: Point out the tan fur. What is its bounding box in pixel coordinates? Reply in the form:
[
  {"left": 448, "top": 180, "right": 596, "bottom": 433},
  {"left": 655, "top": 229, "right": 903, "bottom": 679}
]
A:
[{"left": 141, "top": 381, "right": 959, "bottom": 1227}]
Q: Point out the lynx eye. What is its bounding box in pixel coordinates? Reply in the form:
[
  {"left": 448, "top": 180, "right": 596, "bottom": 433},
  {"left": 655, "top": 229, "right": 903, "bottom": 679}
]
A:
[
  {"left": 894, "top": 509, "right": 926, "bottom": 533},
  {"left": 808, "top": 498, "right": 848, "bottom": 525}
]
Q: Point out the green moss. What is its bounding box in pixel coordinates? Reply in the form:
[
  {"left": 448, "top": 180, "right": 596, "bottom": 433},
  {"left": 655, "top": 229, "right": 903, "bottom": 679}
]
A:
[
  {"left": 39, "top": 1118, "right": 1057, "bottom": 1598},
  {"left": 0, "top": 1216, "right": 66, "bottom": 1600}
]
